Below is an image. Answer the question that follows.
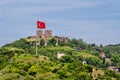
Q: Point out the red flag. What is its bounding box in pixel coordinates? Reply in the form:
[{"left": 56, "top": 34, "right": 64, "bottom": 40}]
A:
[{"left": 37, "top": 21, "right": 46, "bottom": 29}]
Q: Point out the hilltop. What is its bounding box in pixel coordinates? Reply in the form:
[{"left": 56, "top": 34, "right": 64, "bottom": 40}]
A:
[{"left": 0, "top": 37, "right": 120, "bottom": 80}]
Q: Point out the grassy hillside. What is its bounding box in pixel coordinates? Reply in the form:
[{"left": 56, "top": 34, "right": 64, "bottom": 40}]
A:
[{"left": 0, "top": 38, "right": 120, "bottom": 80}]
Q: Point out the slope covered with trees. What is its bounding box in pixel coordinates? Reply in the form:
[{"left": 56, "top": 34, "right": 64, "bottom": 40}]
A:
[{"left": 0, "top": 37, "right": 120, "bottom": 80}]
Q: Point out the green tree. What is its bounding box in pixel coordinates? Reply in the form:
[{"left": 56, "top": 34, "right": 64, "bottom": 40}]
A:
[
  {"left": 58, "top": 40, "right": 65, "bottom": 46},
  {"left": 86, "top": 57, "right": 101, "bottom": 67},
  {"left": 60, "top": 55, "right": 74, "bottom": 63},
  {"left": 111, "top": 55, "right": 120, "bottom": 65},
  {"left": 48, "top": 38, "right": 56, "bottom": 46},
  {"left": 40, "top": 39, "right": 45, "bottom": 46}
]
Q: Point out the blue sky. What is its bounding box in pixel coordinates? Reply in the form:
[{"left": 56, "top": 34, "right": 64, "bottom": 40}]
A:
[{"left": 0, "top": 0, "right": 120, "bottom": 46}]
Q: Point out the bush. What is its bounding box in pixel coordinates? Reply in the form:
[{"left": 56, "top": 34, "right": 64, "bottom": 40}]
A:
[
  {"left": 60, "top": 55, "right": 74, "bottom": 63},
  {"left": 28, "top": 65, "right": 38, "bottom": 75},
  {"left": 75, "top": 72, "right": 92, "bottom": 80}
]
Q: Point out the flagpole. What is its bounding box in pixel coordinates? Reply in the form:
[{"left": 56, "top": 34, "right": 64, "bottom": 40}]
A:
[{"left": 36, "top": 27, "right": 38, "bottom": 56}]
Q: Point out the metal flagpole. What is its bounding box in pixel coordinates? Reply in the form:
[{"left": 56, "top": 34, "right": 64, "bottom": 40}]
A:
[{"left": 36, "top": 27, "right": 38, "bottom": 56}]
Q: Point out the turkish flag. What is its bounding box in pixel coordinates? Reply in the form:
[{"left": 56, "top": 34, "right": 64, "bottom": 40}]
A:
[{"left": 37, "top": 21, "right": 46, "bottom": 29}]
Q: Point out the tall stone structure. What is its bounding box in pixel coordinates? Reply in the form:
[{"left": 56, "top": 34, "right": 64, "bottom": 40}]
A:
[
  {"left": 44, "top": 30, "right": 52, "bottom": 38},
  {"left": 37, "top": 30, "right": 43, "bottom": 38},
  {"left": 37, "top": 30, "right": 52, "bottom": 38}
]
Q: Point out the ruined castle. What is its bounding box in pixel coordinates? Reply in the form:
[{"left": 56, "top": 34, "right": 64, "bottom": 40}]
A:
[
  {"left": 36, "top": 30, "right": 68, "bottom": 42},
  {"left": 28, "top": 30, "right": 68, "bottom": 46}
]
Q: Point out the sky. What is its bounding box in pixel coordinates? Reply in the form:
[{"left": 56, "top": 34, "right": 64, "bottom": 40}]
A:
[{"left": 0, "top": 0, "right": 120, "bottom": 46}]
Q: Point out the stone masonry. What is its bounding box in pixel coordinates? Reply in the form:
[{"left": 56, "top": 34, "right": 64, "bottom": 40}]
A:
[{"left": 37, "top": 30, "right": 52, "bottom": 38}]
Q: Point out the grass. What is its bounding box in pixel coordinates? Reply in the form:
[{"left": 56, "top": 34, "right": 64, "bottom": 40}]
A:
[
  {"left": 18, "top": 54, "right": 34, "bottom": 60},
  {"left": 14, "top": 54, "right": 50, "bottom": 64},
  {"left": 47, "top": 46, "right": 74, "bottom": 51},
  {"left": 0, "top": 47, "right": 24, "bottom": 52},
  {"left": 37, "top": 55, "right": 50, "bottom": 63},
  {"left": 25, "top": 38, "right": 35, "bottom": 42},
  {"left": 6, "top": 47, "right": 24, "bottom": 51},
  {"left": 75, "top": 51, "right": 98, "bottom": 59}
]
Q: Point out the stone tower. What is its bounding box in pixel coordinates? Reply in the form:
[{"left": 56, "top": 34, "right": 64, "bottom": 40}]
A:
[
  {"left": 37, "top": 30, "right": 43, "bottom": 38},
  {"left": 44, "top": 30, "right": 52, "bottom": 38}
]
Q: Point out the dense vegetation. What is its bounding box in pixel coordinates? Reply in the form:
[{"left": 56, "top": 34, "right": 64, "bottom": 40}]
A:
[{"left": 0, "top": 37, "right": 120, "bottom": 80}]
